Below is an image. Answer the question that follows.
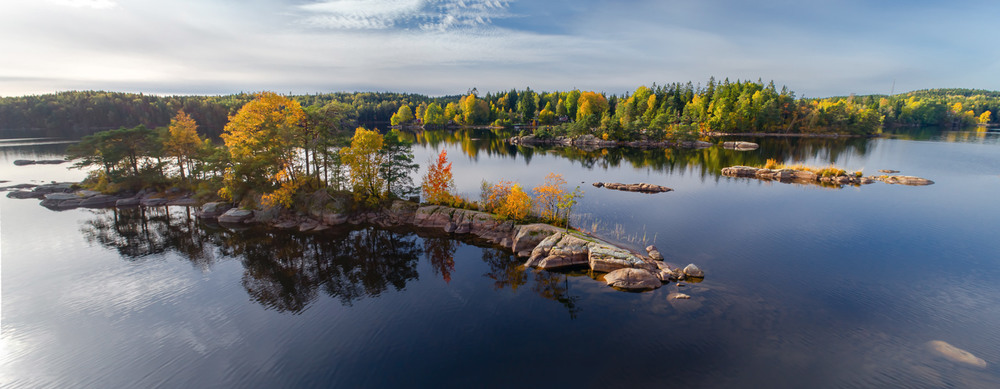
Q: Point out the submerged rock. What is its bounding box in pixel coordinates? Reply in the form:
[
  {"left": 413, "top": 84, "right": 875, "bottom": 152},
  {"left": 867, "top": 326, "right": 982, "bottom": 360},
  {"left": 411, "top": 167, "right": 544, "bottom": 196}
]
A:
[
  {"left": 927, "top": 340, "right": 987, "bottom": 368},
  {"left": 604, "top": 268, "right": 662, "bottom": 291}
]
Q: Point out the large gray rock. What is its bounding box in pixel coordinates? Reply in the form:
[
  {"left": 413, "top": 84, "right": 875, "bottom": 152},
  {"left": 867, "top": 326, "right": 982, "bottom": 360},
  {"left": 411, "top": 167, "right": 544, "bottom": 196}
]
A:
[
  {"left": 218, "top": 208, "right": 253, "bottom": 224},
  {"left": 721, "top": 166, "right": 760, "bottom": 178},
  {"left": 80, "top": 194, "right": 120, "bottom": 208},
  {"left": 140, "top": 197, "right": 169, "bottom": 206},
  {"left": 588, "top": 245, "right": 653, "bottom": 273},
  {"left": 8, "top": 190, "right": 43, "bottom": 199},
  {"left": 683, "top": 263, "right": 705, "bottom": 278},
  {"left": 604, "top": 268, "right": 662, "bottom": 291},
  {"left": 512, "top": 224, "right": 563, "bottom": 254},
  {"left": 43, "top": 192, "right": 78, "bottom": 201},
  {"left": 197, "top": 202, "right": 232, "bottom": 219},
  {"left": 116, "top": 197, "right": 141, "bottom": 207},
  {"left": 879, "top": 175, "right": 934, "bottom": 186},
  {"left": 525, "top": 233, "right": 591, "bottom": 269},
  {"left": 413, "top": 205, "right": 453, "bottom": 228},
  {"left": 646, "top": 245, "right": 663, "bottom": 260}
]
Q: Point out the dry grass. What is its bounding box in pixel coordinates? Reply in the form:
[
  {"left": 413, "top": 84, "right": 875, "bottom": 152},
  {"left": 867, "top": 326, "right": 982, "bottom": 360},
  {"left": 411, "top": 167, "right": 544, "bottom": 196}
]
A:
[{"left": 761, "top": 158, "right": 856, "bottom": 177}]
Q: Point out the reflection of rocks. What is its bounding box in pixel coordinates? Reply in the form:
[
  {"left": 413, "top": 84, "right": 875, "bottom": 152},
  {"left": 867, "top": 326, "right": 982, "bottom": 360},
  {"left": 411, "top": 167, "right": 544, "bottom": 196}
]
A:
[
  {"left": 593, "top": 182, "right": 672, "bottom": 194},
  {"left": 722, "top": 141, "right": 759, "bottom": 150},
  {"left": 13, "top": 159, "right": 67, "bottom": 166},
  {"left": 722, "top": 165, "right": 934, "bottom": 188},
  {"left": 927, "top": 340, "right": 987, "bottom": 368}
]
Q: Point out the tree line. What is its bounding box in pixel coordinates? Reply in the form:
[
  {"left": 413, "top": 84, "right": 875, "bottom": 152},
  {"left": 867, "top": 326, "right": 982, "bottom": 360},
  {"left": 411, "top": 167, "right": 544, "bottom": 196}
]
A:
[{"left": 4, "top": 82, "right": 997, "bottom": 141}]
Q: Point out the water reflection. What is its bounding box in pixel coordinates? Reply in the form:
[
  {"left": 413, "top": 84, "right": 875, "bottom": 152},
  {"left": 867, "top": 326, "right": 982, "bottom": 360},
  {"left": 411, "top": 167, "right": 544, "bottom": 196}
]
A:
[
  {"left": 400, "top": 128, "right": 874, "bottom": 175},
  {"left": 78, "top": 206, "right": 582, "bottom": 316}
]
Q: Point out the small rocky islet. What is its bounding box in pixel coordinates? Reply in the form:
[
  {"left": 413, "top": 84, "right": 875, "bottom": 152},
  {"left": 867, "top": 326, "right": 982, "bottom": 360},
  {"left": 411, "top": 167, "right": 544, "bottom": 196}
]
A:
[
  {"left": 721, "top": 166, "right": 934, "bottom": 187},
  {"left": 5, "top": 184, "right": 704, "bottom": 293}
]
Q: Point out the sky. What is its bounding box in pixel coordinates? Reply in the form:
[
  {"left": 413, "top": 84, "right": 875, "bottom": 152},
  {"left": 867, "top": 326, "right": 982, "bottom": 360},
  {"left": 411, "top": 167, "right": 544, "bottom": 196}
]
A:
[{"left": 2, "top": 0, "right": 999, "bottom": 98}]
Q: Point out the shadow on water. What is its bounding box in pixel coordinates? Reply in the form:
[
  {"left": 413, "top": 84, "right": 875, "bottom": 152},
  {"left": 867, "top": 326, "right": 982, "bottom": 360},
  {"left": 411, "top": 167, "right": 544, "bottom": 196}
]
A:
[{"left": 78, "top": 206, "right": 583, "bottom": 317}]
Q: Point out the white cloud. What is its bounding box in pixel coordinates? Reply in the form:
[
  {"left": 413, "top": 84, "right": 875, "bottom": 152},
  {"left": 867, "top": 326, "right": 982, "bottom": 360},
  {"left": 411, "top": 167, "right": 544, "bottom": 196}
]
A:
[
  {"left": 48, "top": 0, "right": 117, "bottom": 9},
  {"left": 296, "top": 0, "right": 511, "bottom": 30}
]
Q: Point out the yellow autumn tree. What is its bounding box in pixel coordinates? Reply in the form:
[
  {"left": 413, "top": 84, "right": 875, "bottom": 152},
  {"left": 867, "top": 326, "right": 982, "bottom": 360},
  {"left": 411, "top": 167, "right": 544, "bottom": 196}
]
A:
[
  {"left": 219, "top": 91, "right": 305, "bottom": 203},
  {"left": 979, "top": 110, "right": 991, "bottom": 124},
  {"left": 533, "top": 172, "right": 566, "bottom": 222},
  {"left": 499, "top": 184, "right": 532, "bottom": 221},
  {"left": 340, "top": 127, "right": 386, "bottom": 206},
  {"left": 162, "top": 110, "right": 201, "bottom": 181},
  {"left": 576, "top": 91, "right": 609, "bottom": 121}
]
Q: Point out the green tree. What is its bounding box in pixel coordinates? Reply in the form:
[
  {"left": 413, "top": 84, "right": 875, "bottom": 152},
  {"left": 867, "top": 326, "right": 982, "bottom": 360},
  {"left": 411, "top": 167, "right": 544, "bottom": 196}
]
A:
[
  {"left": 340, "top": 127, "right": 386, "bottom": 206},
  {"left": 380, "top": 129, "right": 419, "bottom": 199},
  {"left": 390, "top": 105, "right": 415, "bottom": 126}
]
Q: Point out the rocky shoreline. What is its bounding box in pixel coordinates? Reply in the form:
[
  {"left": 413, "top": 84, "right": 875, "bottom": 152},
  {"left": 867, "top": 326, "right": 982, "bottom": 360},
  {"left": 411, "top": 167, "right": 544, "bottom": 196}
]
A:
[
  {"left": 721, "top": 166, "right": 935, "bottom": 187},
  {"left": 5, "top": 184, "right": 704, "bottom": 293}
]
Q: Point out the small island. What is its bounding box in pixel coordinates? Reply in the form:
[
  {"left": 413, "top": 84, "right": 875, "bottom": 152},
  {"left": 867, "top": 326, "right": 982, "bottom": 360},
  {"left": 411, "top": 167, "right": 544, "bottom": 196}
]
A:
[
  {"left": 721, "top": 159, "right": 934, "bottom": 188},
  {"left": 5, "top": 92, "right": 705, "bottom": 293}
]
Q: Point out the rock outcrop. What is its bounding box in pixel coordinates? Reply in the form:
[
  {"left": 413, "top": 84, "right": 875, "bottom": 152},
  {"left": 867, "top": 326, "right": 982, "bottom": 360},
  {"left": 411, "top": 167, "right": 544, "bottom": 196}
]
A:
[
  {"left": 721, "top": 166, "right": 934, "bottom": 188},
  {"left": 593, "top": 182, "right": 672, "bottom": 193},
  {"left": 604, "top": 268, "right": 662, "bottom": 291}
]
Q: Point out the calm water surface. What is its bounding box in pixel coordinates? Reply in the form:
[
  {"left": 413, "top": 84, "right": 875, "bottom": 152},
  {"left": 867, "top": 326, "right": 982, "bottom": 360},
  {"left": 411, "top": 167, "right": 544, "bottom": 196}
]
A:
[{"left": 2, "top": 131, "right": 1000, "bottom": 388}]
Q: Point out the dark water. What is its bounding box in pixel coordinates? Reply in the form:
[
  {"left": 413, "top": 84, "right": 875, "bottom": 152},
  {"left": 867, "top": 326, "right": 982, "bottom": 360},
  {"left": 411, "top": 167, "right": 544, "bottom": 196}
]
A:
[{"left": 3, "top": 131, "right": 1000, "bottom": 388}]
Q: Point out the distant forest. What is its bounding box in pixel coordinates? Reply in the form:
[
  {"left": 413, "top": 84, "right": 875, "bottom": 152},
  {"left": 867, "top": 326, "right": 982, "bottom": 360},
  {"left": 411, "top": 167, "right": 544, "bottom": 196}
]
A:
[{"left": 1, "top": 79, "right": 996, "bottom": 139}]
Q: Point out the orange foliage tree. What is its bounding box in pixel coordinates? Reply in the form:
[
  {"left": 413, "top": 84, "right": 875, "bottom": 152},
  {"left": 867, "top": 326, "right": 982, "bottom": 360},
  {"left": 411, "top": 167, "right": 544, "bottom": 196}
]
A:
[
  {"left": 421, "top": 150, "right": 454, "bottom": 205},
  {"left": 533, "top": 172, "right": 566, "bottom": 222}
]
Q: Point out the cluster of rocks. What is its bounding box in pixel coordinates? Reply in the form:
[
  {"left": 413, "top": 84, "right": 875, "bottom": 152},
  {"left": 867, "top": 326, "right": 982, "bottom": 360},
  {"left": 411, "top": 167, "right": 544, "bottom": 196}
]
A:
[
  {"left": 721, "top": 166, "right": 934, "bottom": 187},
  {"left": 592, "top": 182, "right": 673, "bottom": 193},
  {"left": 721, "top": 141, "right": 759, "bottom": 150},
  {"left": 5, "top": 183, "right": 197, "bottom": 210},
  {"left": 508, "top": 134, "right": 712, "bottom": 150},
  {"left": 197, "top": 196, "right": 704, "bottom": 292},
  {"left": 13, "top": 159, "right": 68, "bottom": 166}
]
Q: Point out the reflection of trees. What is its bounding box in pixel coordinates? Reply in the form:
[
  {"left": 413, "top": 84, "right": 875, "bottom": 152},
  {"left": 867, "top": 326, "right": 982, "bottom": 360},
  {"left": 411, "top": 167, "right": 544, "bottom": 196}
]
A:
[
  {"left": 532, "top": 271, "right": 582, "bottom": 319},
  {"left": 480, "top": 247, "right": 527, "bottom": 291},
  {"left": 80, "top": 207, "right": 584, "bottom": 317},
  {"left": 479, "top": 247, "right": 580, "bottom": 319},
  {"left": 401, "top": 128, "right": 874, "bottom": 177},
  {"left": 217, "top": 226, "right": 422, "bottom": 311},
  {"left": 80, "top": 207, "right": 217, "bottom": 268},
  {"left": 424, "top": 236, "right": 457, "bottom": 283}
]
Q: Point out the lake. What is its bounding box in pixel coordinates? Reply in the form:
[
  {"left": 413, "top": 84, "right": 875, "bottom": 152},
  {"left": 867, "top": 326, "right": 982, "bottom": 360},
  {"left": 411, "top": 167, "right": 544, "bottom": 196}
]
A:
[{"left": 2, "top": 129, "right": 1000, "bottom": 388}]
